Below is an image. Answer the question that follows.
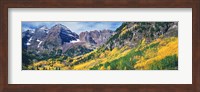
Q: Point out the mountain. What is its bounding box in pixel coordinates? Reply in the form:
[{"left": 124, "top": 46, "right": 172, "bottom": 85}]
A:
[
  {"left": 22, "top": 24, "right": 114, "bottom": 65},
  {"left": 41, "top": 24, "right": 79, "bottom": 51},
  {"left": 26, "top": 26, "right": 49, "bottom": 50},
  {"left": 22, "top": 24, "right": 81, "bottom": 51},
  {"left": 79, "top": 30, "right": 115, "bottom": 49},
  {"left": 105, "top": 22, "right": 178, "bottom": 50},
  {"left": 22, "top": 30, "right": 32, "bottom": 49}
]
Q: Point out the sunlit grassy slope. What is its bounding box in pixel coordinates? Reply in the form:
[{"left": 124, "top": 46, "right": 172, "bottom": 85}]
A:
[{"left": 27, "top": 36, "right": 178, "bottom": 70}]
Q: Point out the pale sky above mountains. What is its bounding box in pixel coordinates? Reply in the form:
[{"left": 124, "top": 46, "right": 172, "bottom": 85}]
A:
[{"left": 22, "top": 22, "right": 123, "bottom": 34}]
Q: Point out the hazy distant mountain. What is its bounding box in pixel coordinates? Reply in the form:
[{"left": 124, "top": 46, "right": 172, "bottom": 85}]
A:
[{"left": 79, "top": 30, "right": 115, "bottom": 49}]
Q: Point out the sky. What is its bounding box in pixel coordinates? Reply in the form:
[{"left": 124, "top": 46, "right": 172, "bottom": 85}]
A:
[{"left": 22, "top": 22, "right": 123, "bottom": 34}]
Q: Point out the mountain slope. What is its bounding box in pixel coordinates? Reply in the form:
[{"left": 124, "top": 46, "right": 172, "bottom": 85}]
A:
[
  {"left": 27, "top": 37, "right": 178, "bottom": 70},
  {"left": 106, "top": 22, "right": 178, "bottom": 50}
]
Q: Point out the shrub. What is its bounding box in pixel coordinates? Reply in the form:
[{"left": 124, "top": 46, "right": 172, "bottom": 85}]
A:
[{"left": 148, "top": 54, "right": 178, "bottom": 70}]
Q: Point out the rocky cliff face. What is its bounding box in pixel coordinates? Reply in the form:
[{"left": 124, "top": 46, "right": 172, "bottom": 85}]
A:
[
  {"left": 79, "top": 30, "right": 115, "bottom": 49},
  {"left": 26, "top": 26, "right": 49, "bottom": 50},
  {"left": 105, "top": 22, "right": 178, "bottom": 50},
  {"left": 22, "top": 30, "right": 34, "bottom": 49}
]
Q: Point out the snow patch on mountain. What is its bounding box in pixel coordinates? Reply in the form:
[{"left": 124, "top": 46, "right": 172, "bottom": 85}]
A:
[
  {"left": 37, "top": 41, "right": 43, "bottom": 48},
  {"left": 28, "top": 37, "right": 32, "bottom": 42},
  {"left": 39, "top": 26, "right": 48, "bottom": 30},
  {"left": 70, "top": 39, "right": 80, "bottom": 43},
  {"left": 37, "top": 39, "right": 40, "bottom": 42},
  {"left": 26, "top": 42, "right": 31, "bottom": 45}
]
